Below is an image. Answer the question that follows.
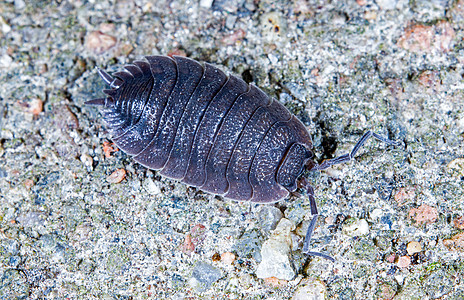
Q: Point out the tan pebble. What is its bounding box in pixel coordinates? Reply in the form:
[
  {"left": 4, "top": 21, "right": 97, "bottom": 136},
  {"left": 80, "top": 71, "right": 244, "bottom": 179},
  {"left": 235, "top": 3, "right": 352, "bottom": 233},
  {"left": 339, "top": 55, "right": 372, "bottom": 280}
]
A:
[
  {"left": 407, "top": 241, "right": 422, "bottom": 255},
  {"left": 38, "top": 63, "right": 48, "bottom": 74},
  {"left": 99, "top": 23, "right": 115, "bottom": 33},
  {"left": 29, "top": 98, "right": 43, "bottom": 115},
  {"left": 443, "top": 232, "right": 464, "bottom": 252},
  {"left": 86, "top": 31, "right": 117, "bottom": 54},
  {"left": 221, "top": 29, "right": 246, "bottom": 45},
  {"left": 433, "top": 21, "right": 455, "bottom": 52},
  {"left": 453, "top": 216, "right": 464, "bottom": 230},
  {"left": 115, "top": 43, "right": 134, "bottom": 57},
  {"left": 417, "top": 70, "right": 441, "bottom": 91},
  {"left": 106, "top": 169, "right": 126, "bottom": 183},
  {"left": 398, "top": 21, "right": 455, "bottom": 53},
  {"left": 324, "top": 216, "right": 334, "bottom": 225},
  {"left": 397, "top": 256, "right": 411, "bottom": 268},
  {"left": 181, "top": 234, "right": 195, "bottom": 255},
  {"left": 408, "top": 204, "right": 438, "bottom": 226},
  {"left": 447, "top": 158, "right": 464, "bottom": 177},
  {"left": 394, "top": 187, "right": 415, "bottom": 206},
  {"left": 293, "top": 0, "right": 313, "bottom": 16},
  {"left": 264, "top": 277, "right": 288, "bottom": 287},
  {"left": 167, "top": 48, "right": 187, "bottom": 57},
  {"left": 220, "top": 252, "right": 236, "bottom": 265},
  {"left": 24, "top": 179, "right": 34, "bottom": 189},
  {"left": 364, "top": 10, "right": 377, "bottom": 20},
  {"left": 386, "top": 253, "right": 396, "bottom": 263},
  {"left": 291, "top": 278, "right": 327, "bottom": 300}
]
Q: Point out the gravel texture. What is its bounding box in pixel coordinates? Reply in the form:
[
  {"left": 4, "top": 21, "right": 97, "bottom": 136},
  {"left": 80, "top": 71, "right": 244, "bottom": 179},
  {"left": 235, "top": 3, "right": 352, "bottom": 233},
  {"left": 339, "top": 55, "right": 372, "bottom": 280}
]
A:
[{"left": 0, "top": 0, "right": 463, "bottom": 299}]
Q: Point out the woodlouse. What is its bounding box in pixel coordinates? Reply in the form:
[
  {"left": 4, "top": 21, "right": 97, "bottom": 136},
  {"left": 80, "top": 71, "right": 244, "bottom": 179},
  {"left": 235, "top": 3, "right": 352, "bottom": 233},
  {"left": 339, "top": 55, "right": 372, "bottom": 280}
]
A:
[{"left": 86, "top": 55, "right": 398, "bottom": 260}]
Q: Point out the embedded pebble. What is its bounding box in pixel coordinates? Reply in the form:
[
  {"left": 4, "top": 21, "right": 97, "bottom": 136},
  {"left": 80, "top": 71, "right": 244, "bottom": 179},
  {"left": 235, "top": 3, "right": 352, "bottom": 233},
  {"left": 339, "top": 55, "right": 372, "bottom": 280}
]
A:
[
  {"left": 99, "top": 23, "right": 115, "bottom": 34},
  {"left": 264, "top": 277, "right": 288, "bottom": 287},
  {"left": 225, "top": 15, "right": 237, "bottom": 29},
  {"left": 181, "top": 224, "right": 207, "bottom": 255},
  {"left": 0, "top": 54, "right": 13, "bottom": 68},
  {"left": 398, "top": 21, "right": 455, "bottom": 52},
  {"left": 220, "top": 252, "right": 236, "bottom": 265},
  {"left": 386, "top": 253, "right": 396, "bottom": 263},
  {"left": 143, "top": 177, "right": 161, "bottom": 195},
  {"left": 447, "top": 158, "right": 464, "bottom": 177},
  {"left": 189, "top": 261, "right": 221, "bottom": 292},
  {"left": 14, "top": 0, "right": 26, "bottom": 10},
  {"left": 291, "top": 278, "right": 327, "bottom": 300},
  {"left": 408, "top": 204, "right": 438, "bottom": 226},
  {"left": 443, "top": 232, "right": 464, "bottom": 252},
  {"left": 257, "top": 205, "right": 283, "bottom": 236},
  {"left": 394, "top": 187, "right": 416, "bottom": 206},
  {"left": 343, "top": 219, "right": 369, "bottom": 237},
  {"left": 376, "top": 0, "right": 397, "bottom": 10},
  {"left": 260, "top": 12, "right": 286, "bottom": 41},
  {"left": 200, "top": 0, "right": 214, "bottom": 8},
  {"left": 453, "top": 216, "right": 464, "bottom": 230},
  {"left": 0, "top": 16, "right": 11, "bottom": 34},
  {"left": 80, "top": 154, "right": 93, "bottom": 168},
  {"left": 232, "top": 229, "right": 262, "bottom": 262},
  {"left": 256, "top": 218, "right": 295, "bottom": 281},
  {"left": 221, "top": 29, "right": 246, "bottom": 45},
  {"left": 85, "top": 31, "right": 117, "bottom": 54},
  {"left": 106, "top": 169, "right": 126, "bottom": 184},
  {"left": 397, "top": 256, "right": 411, "bottom": 268},
  {"left": 30, "top": 98, "right": 43, "bottom": 115},
  {"left": 406, "top": 241, "right": 422, "bottom": 255},
  {"left": 54, "top": 105, "right": 79, "bottom": 131}
]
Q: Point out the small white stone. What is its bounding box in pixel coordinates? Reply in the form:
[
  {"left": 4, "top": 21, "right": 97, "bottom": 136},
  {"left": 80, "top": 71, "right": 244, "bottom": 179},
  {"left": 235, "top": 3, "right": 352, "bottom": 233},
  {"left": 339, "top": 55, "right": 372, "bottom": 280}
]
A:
[
  {"left": 225, "top": 15, "right": 237, "bottom": 29},
  {"left": 376, "top": 0, "right": 398, "bottom": 10},
  {"left": 199, "top": 0, "right": 214, "bottom": 8},
  {"left": 14, "top": 0, "right": 26, "bottom": 10},
  {"left": 343, "top": 219, "right": 369, "bottom": 237},
  {"left": 395, "top": 274, "right": 405, "bottom": 285},
  {"left": 291, "top": 278, "right": 327, "bottom": 300},
  {"left": 256, "top": 218, "right": 296, "bottom": 281},
  {"left": 143, "top": 178, "right": 161, "bottom": 195},
  {"left": 0, "top": 54, "right": 13, "bottom": 68},
  {"left": 370, "top": 208, "right": 384, "bottom": 219},
  {"left": 0, "top": 17, "right": 11, "bottom": 34},
  {"left": 80, "top": 154, "right": 93, "bottom": 168}
]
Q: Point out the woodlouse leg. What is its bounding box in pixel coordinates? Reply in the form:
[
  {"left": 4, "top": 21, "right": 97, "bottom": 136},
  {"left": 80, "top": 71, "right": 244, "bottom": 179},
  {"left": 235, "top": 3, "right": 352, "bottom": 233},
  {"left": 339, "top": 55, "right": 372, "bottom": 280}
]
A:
[
  {"left": 311, "top": 130, "right": 399, "bottom": 171},
  {"left": 302, "top": 185, "right": 335, "bottom": 261}
]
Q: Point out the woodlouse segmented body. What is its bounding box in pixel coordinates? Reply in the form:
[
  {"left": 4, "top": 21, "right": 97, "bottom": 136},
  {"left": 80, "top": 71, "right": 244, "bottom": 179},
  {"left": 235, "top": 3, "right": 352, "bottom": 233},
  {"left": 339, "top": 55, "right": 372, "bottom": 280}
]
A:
[
  {"left": 87, "top": 55, "right": 315, "bottom": 203},
  {"left": 87, "top": 55, "right": 399, "bottom": 260}
]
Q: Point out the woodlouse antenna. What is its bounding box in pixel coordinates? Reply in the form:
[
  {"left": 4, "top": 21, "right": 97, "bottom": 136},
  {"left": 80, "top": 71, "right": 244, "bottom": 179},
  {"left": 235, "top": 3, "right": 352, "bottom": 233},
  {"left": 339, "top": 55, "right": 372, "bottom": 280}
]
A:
[{"left": 311, "top": 130, "right": 399, "bottom": 171}]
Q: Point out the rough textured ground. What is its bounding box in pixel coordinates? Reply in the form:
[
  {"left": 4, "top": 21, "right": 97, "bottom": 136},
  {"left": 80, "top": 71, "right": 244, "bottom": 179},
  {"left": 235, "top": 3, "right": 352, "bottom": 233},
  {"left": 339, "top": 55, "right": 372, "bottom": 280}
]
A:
[{"left": 0, "top": 0, "right": 463, "bottom": 299}]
